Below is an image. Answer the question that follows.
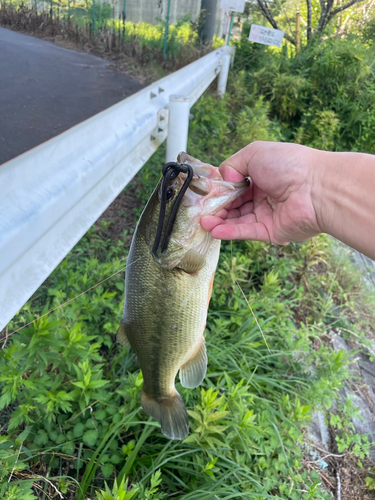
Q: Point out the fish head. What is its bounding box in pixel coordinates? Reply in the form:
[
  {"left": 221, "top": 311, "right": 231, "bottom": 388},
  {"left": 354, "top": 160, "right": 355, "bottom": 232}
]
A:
[{"left": 147, "top": 152, "right": 249, "bottom": 270}]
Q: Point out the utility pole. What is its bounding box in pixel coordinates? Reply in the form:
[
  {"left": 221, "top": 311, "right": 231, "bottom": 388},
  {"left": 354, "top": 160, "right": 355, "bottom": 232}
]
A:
[{"left": 200, "top": 0, "right": 218, "bottom": 43}]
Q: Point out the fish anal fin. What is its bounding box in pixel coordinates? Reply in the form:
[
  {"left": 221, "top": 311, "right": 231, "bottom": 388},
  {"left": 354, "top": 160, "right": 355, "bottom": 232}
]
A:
[
  {"left": 179, "top": 338, "right": 207, "bottom": 389},
  {"left": 141, "top": 390, "right": 189, "bottom": 440},
  {"left": 117, "top": 321, "right": 131, "bottom": 347},
  {"left": 178, "top": 250, "right": 205, "bottom": 274}
]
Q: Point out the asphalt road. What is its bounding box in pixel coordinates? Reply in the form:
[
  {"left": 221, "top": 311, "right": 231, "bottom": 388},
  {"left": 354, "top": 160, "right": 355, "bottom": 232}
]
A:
[{"left": 0, "top": 28, "right": 143, "bottom": 165}]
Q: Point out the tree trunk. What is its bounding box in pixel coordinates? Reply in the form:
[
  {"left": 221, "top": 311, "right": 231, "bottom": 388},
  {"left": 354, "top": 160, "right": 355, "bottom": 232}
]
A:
[{"left": 306, "top": 0, "right": 312, "bottom": 40}]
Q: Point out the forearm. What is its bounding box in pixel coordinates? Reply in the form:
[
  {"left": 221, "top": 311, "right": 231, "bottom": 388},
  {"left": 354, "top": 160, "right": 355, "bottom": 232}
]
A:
[{"left": 313, "top": 150, "right": 375, "bottom": 260}]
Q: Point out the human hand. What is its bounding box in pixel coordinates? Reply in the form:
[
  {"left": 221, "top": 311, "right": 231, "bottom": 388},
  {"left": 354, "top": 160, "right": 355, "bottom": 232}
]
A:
[{"left": 201, "top": 141, "right": 324, "bottom": 244}]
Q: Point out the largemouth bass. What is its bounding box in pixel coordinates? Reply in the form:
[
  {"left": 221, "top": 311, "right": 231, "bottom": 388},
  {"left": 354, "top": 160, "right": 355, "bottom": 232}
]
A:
[{"left": 118, "top": 153, "right": 248, "bottom": 440}]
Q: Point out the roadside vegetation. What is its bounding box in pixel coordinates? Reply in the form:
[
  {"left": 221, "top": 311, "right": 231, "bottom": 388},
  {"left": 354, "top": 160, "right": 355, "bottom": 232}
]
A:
[
  {"left": 0, "top": 6, "right": 222, "bottom": 80},
  {"left": 1, "top": 3, "right": 375, "bottom": 499}
]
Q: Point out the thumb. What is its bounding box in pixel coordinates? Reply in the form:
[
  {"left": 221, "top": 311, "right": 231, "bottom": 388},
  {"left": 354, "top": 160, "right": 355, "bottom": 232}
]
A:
[{"left": 219, "top": 142, "right": 265, "bottom": 182}]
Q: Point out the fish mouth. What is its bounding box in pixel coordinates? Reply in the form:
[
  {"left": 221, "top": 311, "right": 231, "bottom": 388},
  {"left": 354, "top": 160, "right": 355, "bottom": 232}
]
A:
[
  {"left": 175, "top": 152, "right": 250, "bottom": 213},
  {"left": 178, "top": 152, "right": 249, "bottom": 187},
  {"left": 182, "top": 172, "right": 249, "bottom": 195},
  {"left": 176, "top": 156, "right": 249, "bottom": 194}
]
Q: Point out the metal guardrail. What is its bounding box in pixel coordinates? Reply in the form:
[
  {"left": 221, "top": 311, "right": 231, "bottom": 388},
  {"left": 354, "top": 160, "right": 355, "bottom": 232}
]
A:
[{"left": 0, "top": 45, "right": 234, "bottom": 330}]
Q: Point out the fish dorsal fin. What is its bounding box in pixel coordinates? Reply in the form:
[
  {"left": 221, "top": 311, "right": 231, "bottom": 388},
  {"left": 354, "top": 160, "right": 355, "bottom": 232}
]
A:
[
  {"left": 179, "top": 339, "right": 207, "bottom": 389},
  {"left": 117, "top": 321, "right": 131, "bottom": 347},
  {"left": 177, "top": 249, "right": 206, "bottom": 274}
]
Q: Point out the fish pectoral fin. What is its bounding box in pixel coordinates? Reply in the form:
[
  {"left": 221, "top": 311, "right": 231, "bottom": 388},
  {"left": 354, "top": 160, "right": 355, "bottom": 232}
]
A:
[
  {"left": 117, "top": 321, "right": 131, "bottom": 347},
  {"left": 177, "top": 250, "right": 206, "bottom": 274},
  {"left": 179, "top": 338, "right": 207, "bottom": 389},
  {"left": 141, "top": 390, "right": 189, "bottom": 440}
]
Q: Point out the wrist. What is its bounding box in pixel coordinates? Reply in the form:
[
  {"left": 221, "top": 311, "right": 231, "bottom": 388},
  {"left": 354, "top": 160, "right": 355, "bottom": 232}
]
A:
[{"left": 310, "top": 149, "right": 339, "bottom": 236}]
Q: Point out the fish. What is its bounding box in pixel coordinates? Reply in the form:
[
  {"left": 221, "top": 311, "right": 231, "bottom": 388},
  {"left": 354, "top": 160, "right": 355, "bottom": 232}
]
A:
[{"left": 117, "top": 152, "right": 249, "bottom": 440}]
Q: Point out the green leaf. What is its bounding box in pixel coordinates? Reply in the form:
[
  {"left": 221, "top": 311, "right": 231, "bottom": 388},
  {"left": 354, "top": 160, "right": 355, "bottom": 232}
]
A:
[
  {"left": 74, "top": 423, "right": 85, "bottom": 438},
  {"left": 33, "top": 430, "right": 48, "bottom": 446},
  {"left": 83, "top": 429, "right": 98, "bottom": 447},
  {"left": 88, "top": 380, "right": 110, "bottom": 389},
  {"left": 101, "top": 464, "right": 114, "bottom": 479},
  {"left": 16, "top": 426, "right": 34, "bottom": 445},
  {"left": 62, "top": 441, "right": 75, "bottom": 456}
]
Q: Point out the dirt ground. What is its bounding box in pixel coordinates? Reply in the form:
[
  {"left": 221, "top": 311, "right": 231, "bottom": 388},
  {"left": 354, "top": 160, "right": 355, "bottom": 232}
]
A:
[{"left": 96, "top": 181, "right": 142, "bottom": 242}]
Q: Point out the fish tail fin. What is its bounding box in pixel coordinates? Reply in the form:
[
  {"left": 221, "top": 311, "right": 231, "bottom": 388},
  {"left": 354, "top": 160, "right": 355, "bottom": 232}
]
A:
[{"left": 141, "top": 390, "right": 189, "bottom": 440}]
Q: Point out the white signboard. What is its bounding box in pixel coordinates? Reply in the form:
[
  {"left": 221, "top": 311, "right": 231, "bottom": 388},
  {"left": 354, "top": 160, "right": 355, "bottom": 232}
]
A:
[
  {"left": 249, "top": 24, "right": 284, "bottom": 48},
  {"left": 220, "top": 0, "right": 245, "bottom": 13}
]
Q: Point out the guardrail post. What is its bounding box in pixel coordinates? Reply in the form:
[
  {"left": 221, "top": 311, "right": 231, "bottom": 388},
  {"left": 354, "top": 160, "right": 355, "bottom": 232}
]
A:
[
  {"left": 166, "top": 95, "right": 190, "bottom": 162},
  {"left": 217, "top": 53, "right": 231, "bottom": 98}
]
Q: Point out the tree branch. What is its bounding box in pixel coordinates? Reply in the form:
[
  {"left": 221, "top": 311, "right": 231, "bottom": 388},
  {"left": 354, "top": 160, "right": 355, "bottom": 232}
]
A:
[
  {"left": 256, "top": 0, "right": 296, "bottom": 45},
  {"left": 327, "top": 0, "right": 363, "bottom": 22},
  {"left": 317, "top": 0, "right": 334, "bottom": 33},
  {"left": 317, "top": 0, "right": 327, "bottom": 33},
  {"left": 323, "top": 0, "right": 335, "bottom": 31},
  {"left": 315, "top": 0, "right": 364, "bottom": 35}
]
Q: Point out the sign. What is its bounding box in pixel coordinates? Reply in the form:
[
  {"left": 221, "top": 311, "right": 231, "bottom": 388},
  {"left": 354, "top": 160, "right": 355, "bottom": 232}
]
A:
[
  {"left": 220, "top": 0, "right": 245, "bottom": 13},
  {"left": 249, "top": 24, "right": 284, "bottom": 48}
]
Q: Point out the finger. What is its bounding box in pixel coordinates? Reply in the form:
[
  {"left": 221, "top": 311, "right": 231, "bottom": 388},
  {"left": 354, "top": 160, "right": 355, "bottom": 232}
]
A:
[
  {"left": 213, "top": 213, "right": 257, "bottom": 226},
  {"left": 219, "top": 164, "right": 246, "bottom": 183},
  {"left": 226, "top": 202, "right": 255, "bottom": 220},
  {"left": 229, "top": 185, "right": 254, "bottom": 208},
  {"left": 210, "top": 222, "right": 271, "bottom": 242},
  {"left": 201, "top": 211, "right": 256, "bottom": 231},
  {"left": 200, "top": 215, "right": 225, "bottom": 232},
  {"left": 214, "top": 208, "right": 228, "bottom": 219},
  {"left": 220, "top": 143, "right": 265, "bottom": 178},
  {"left": 220, "top": 184, "right": 254, "bottom": 211}
]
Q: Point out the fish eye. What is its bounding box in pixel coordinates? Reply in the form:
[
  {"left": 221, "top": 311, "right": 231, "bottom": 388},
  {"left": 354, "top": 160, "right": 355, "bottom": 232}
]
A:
[{"left": 166, "top": 187, "right": 174, "bottom": 202}]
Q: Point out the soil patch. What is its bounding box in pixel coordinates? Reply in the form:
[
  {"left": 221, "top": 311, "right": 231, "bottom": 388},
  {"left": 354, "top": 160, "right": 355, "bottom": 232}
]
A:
[{"left": 96, "top": 181, "right": 142, "bottom": 242}]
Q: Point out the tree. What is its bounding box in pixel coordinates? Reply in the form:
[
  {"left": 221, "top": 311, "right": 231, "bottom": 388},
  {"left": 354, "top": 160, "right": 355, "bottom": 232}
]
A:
[{"left": 255, "top": 0, "right": 366, "bottom": 45}]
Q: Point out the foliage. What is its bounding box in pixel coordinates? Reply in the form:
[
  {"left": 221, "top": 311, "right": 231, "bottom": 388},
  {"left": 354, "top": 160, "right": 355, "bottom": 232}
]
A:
[
  {"left": 232, "top": 30, "right": 375, "bottom": 153},
  {"left": 2, "top": 135, "right": 374, "bottom": 498},
  {"left": 0, "top": 4, "right": 215, "bottom": 72},
  {"left": 252, "top": 0, "right": 369, "bottom": 45}
]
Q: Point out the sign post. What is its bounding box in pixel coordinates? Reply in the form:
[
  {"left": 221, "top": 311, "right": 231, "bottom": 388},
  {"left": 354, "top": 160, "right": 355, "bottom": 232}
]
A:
[
  {"left": 221, "top": 0, "right": 245, "bottom": 44},
  {"left": 296, "top": 11, "right": 301, "bottom": 52},
  {"left": 249, "top": 24, "right": 284, "bottom": 48}
]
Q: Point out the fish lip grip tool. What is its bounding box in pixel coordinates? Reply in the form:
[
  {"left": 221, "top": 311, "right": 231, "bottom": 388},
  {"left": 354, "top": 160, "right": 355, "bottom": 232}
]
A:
[{"left": 152, "top": 162, "right": 194, "bottom": 255}]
